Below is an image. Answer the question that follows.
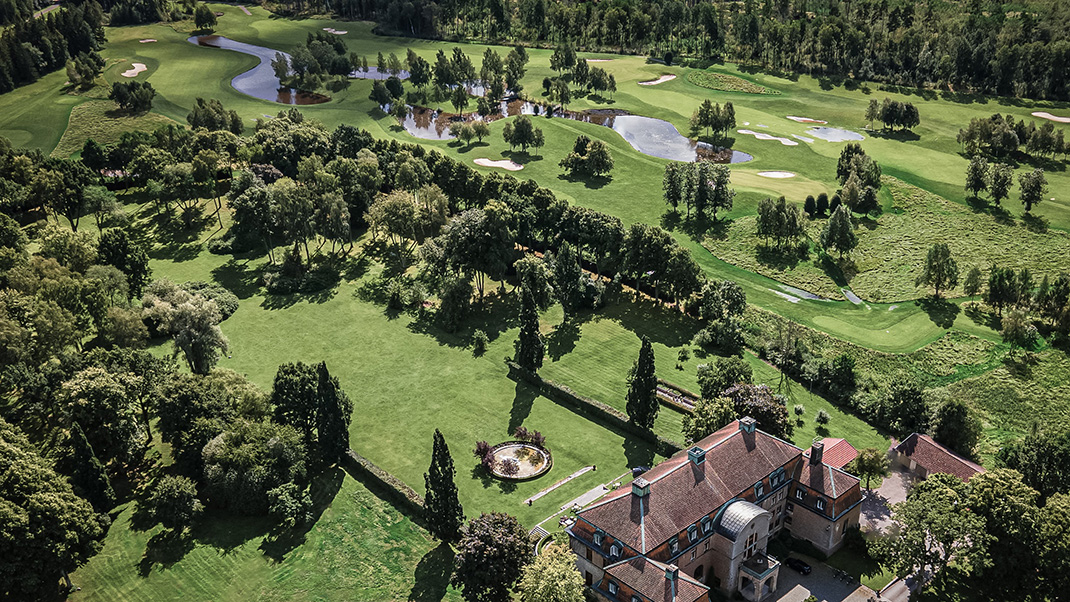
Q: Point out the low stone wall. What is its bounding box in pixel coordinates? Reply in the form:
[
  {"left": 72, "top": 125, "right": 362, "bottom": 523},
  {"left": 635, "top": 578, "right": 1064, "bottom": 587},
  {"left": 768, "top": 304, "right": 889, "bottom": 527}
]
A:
[
  {"left": 342, "top": 449, "right": 425, "bottom": 518},
  {"left": 506, "top": 361, "right": 683, "bottom": 458}
]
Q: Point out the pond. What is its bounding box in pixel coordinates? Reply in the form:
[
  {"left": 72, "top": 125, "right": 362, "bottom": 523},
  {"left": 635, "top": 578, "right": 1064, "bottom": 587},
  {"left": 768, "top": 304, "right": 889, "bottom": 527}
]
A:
[
  {"left": 806, "top": 127, "right": 865, "bottom": 142},
  {"left": 187, "top": 35, "right": 330, "bottom": 105},
  {"left": 398, "top": 99, "right": 752, "bottom": 163}
]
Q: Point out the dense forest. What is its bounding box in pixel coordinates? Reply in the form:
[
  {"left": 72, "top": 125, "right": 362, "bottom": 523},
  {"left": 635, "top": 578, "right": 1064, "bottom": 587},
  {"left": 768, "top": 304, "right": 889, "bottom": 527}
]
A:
[
  {"left": 0, "top": 1, "right": 105, "bottom": 92},
  {"left": 312, "top": 0, "right": 1070, "bottom": 101}
]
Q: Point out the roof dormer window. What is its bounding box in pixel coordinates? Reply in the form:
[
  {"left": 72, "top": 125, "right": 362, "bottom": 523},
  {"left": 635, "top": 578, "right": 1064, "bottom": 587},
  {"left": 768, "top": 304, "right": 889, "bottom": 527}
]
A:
[
  {"left": 610, "top": 543, "right": 621, "bottom": 558},
  {"left": 607, "top": 580, "right": 618, "bottom": 596},
  {"left": 688, "top": 525, "right": 698, "bottom": 542},
  {"left": 593, "top": 530, "right": 604, "bottom": 546},
  {"left": 816, "top": 498, "right": 826, "bottom": 511}
]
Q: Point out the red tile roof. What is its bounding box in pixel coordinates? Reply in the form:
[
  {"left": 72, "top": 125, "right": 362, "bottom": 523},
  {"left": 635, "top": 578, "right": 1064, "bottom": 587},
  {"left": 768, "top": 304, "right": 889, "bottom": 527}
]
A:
[
  {"left": 793, "top": 456, "right": 860, "bottom": 499},
  {"left": 894, "top": 433, "right": 985, "bottom": 482},
  {"left": 579, "top": 421, "right": 800, "bottom": 552},
  {"left": 603, "top": 557, "right": 708, "bottom": 602},
  {"left": 802, "top": 438, "right": 858, "bottom": 469}
]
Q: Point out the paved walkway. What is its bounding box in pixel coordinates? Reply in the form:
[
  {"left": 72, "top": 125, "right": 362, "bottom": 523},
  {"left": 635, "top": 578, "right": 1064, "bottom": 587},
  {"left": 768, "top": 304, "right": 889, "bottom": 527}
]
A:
[
  {"left": 775, "top": 555, "right": 875, "bottom": 602},
  {"left": 524, "top": 465, "right": 594, "bottom": 505},
  {"left": 861, "top": 468, "right": 914, "bottom": 533},
  {"left": 564, "top": 483, "right": 609, "bottom": 511}
]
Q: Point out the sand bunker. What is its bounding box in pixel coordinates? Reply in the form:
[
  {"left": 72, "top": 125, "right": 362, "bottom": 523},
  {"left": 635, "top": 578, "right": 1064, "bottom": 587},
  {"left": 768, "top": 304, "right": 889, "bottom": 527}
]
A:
[
  {"left": 121, "top": 63, "right": 147, "bottom": 78},
  {"left": 638, "top": 74, "right": 676, "bottom": 86},
  {"left": 792, "top": 134, "right": 814, "bottom": 143},
  {"left": 737, "top": 129, "right": 798, "bottom": 146},
  {"left": 787, "top": 115, "right": 827, "bottom": 124},
  {"left": 322, "top": 27, "right": 348, "bottom": 35},
  {"left": 772, "top": 290, "right": 801, "bottom": 304},
  {"left": 474, "top": 158, "right": 524, "bottom": 171},
  {"left": 842, "top": 289, "right": 863, "bottom": 304},
  {"left": 807, "top": 127, "right": 864, "bottom": 142},
  {"left": 1032, "top": 111, "right": 1070, "bottom": 124},
  {"left": 238, "top": 4, "right": 251, "bottom": 14},
  {"left": 138, "top": 39, "right": 157, "bottom": 43},
  {"left": 758, "top": 171, "right": 796, "bottom": 178}
]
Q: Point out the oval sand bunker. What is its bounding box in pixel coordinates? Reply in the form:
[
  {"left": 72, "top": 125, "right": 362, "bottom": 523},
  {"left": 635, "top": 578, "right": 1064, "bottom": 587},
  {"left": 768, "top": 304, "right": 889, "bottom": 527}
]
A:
[
  {"left": 737, "top": 129, "right": 798, "bottom": 146},
  {"left": 1032, "top": 111, "right": 1070, "bottom": 124},
  {"left": 121, "top": 63, "right": 147, "bottom": 77},
  {"left": 758, "top": 171, "right": 796, "bottom": 178},
  {"left": 639, "top": 74, "right": 676, "bottom": 86},
  {"left": 806, "top": 127, "right": 864, "bottom": 142},
  {"left": 474, "top": 158, "right": 524, "bottom": 171}
]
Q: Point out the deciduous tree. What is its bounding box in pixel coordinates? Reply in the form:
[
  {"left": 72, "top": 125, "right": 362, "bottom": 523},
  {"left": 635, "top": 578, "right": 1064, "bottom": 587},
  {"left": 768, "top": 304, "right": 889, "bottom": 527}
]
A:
[{"left": 452, "top": 512, "right": 534, "bottom": 602}]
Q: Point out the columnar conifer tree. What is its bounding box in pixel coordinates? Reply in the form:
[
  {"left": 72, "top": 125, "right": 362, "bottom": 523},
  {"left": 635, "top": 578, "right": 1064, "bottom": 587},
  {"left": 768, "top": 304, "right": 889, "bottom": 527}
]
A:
[
  {"left": 315, "top": 362, "right": 352, "bottom": 464},
  {"left": 625, "top": 335, "right": 658, "bottom": 430},
  {"left": 424, "top": 429, "right": 464, "bottom": 542},
  {"left": 515, "top": 287, "right": 544, "bottom": 371},
  {"left": 60, "top": 422, "right": 116, "bottom": 512}
]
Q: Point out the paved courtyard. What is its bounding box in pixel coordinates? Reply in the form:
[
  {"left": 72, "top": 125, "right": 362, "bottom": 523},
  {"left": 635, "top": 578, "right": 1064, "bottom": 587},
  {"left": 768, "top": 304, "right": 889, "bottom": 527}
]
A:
[
  {"left": 860, "top": 467, "right": 915, "bottom": 533},
  {"left": 773, "top": 555, "right": 876, "bottom": 602}
]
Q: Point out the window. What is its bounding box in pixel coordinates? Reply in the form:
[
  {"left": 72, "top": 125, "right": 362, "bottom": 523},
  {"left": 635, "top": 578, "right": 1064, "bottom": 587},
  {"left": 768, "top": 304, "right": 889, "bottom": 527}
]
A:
[
  {"left": 702, "top": 517, "right": 712, "bottom": 534},
  {"left": 607, "top": 581, "right": 618, "bottom": 596},
  {"left": 704, "top": 541, "right": 710, "bottom": 552},
  {"left": 744, "top": 532, "right": 759, "bottom": 559},
  {"left": 754, "top": 481, "right": 765, "bottom": 498},
  {"left": 795, "top": 489, "right": 805, "bottom": 501},
  {"left": 632, "top": 596, "right": 642, "bottom": 602},
  {"left": 593, "top": 530, "right": 604, "bottom": 546},
  {"left": 586, "top": 547, "right": 593, "bottom": 561},
  {"left": 690, "top": 549, "right": 696, "bottom": 561},
  {"left": 770, "top": 468, "right": 786, "bottom": 487},
  {"left": 785, "top": 502, "right": 794, "bottom": 513},
  {"left": 610, "top": 544, "right": 621, "bottom": 558},
  {"left": 816, "top": 498, "right": 826, "bottom": 512},
  {"left": 688, "top": 526, "right": 698, "bottom": 542},
  {"left": 670, "top": 540, "right": 679, "bottom": 555}
]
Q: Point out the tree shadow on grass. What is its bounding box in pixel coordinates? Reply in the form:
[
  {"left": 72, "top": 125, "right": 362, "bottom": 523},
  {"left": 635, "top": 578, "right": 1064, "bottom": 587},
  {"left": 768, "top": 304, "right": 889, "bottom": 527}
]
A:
[
  {"left": 603, "top": 297, "right": 701, "bottom": 348},
  {"left": 471, "top": 464, "right": 496, "bottom": 489},
  {"left": 502, "top": 150, "right": 544, "bottom": 165},
  {"left": 508, "top": 380, "right": 538, "bottom": 436},
  {"left": 409, "top": 542, "right": 455, "bottom": 602},
  {"left": 963, "top": 303, "right": 1001, "bottom": 330},
  {"left": 210, "top": 259, "right": 262, "bottom": 300},
  {"left": 546, "top": 316, "right": 584, "bottom": 361},
  {"left": 189, "top": 512, "right": 272, "bottom": 556},
  {"left": 755, "top": 245, "right": 804, "bottom": 270},
  {"left": 557, "top": 172, "right": 613, "bottom": 190},
  {"left": 137, "top": 529, "right": 195, "bottom": 576},
  {"left": 916, "top": 296, "right": 961, "bottom": 329},
  {"left": 1002, "top": 352, "right": 1039, "bottom": 380},
  {"left": 1022, "top": 213, "right": 1049, "bottom": 233},
  {"left": 260, "top": 467, "right": 345, "bottom": 562},
  {"left": 816, "top": 255, "right": 850, "bottom": 288},
  {"left": 409, "top": 290, "right": 520, "bottom": 351},
  {"left": 868, "top": 129, "right": 921, "bottom": 142}
]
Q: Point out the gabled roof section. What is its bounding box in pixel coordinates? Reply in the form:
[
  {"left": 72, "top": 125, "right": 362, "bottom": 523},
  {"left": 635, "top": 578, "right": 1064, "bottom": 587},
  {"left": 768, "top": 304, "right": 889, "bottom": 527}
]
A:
[
  {"left": 579, "top": 420, "right": 800, "bottom": 552},
  {"left": 604, "top": 556, "right": 708, "bottom": 602},
  {"left": 894, "top": 433, "right": 985, "bottom": 482},
  {"left": 802, "top": 437, "right": 859, "bottom": 469},
  {"left": 793, "top": 456, "right": 860, "bottom": 500}
]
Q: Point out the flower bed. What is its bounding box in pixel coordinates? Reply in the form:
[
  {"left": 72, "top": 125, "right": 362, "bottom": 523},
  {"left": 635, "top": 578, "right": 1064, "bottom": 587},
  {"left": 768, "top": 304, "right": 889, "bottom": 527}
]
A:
[
  {"left": 686, "top": 70, "right": 780, "bottom": 95},
  {"left": 487, "top": 441, "right": 553, "bottom": 481}
]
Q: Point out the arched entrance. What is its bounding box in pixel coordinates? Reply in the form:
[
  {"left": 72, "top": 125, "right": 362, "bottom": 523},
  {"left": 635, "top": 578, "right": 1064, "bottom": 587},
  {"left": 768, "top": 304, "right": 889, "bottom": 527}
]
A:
[{"left": 694, "top": 565, "right": 704, "bottom": 583}]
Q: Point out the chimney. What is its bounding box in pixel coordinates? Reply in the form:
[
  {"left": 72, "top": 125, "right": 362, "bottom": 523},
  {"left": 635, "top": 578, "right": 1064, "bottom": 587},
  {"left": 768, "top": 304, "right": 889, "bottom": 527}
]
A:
[
  {"left": 739, "top": 416, "right": 757, "bottom": 447},
  {"left": 632, "top": 476, "right": 650, "bottom": 498},
  {"left": 688, "top": 446, "right": 706, "bottom": 466},
  {"left": 665, "top": 564, "right": 679, "bottom": 601},
  {"left": 810, "top": 440, "right": 824, "bottom": 465}
]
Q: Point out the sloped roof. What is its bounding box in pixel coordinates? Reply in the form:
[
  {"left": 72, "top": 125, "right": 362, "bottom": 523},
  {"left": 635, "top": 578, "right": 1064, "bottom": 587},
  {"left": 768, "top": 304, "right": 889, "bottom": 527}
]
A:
[
  {"left": 604, "top": 556, "right": 708, "bottom": 602},
  {"left": 894, "top": 433, "right": 985, "bottom": 482},
  {"left": 579, "top": 420, "right": 800, "bottom": 552},
  {"left": 802, "top": 438, "right": 859, "bottom": 469},
  {"left": 793, "top": 455, "right": 861, "bottom": 500}
]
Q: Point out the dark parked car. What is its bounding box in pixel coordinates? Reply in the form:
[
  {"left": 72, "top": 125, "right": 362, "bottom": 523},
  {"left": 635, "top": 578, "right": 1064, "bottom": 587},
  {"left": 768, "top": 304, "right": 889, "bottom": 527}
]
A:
[
  {"left": 786, "top": 557, "right": 811, "bottom": 575},
  {"left": 631, "top": 466, "right": 651, "bottom": 477}
]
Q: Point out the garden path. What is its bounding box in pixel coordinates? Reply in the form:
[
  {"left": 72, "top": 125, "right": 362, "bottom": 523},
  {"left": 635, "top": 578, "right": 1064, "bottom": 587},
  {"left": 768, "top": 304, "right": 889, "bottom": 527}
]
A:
[{"left": 524, "top": 465, "right": 594, "bottom": 505}]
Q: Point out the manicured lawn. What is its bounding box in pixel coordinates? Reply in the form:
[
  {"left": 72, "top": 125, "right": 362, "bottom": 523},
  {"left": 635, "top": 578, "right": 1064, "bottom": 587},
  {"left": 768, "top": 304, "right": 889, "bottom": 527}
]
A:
[
  {"left": 70, "top": 469, "right": 461, "bottom": 602},
  {"left": 826, "top": 547, "right": 896, "bottom": 592}
]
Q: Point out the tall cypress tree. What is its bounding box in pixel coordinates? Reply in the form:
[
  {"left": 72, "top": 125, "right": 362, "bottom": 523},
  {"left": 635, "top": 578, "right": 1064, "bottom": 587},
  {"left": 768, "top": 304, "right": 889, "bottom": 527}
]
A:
[
  {"left": 60, "top": 422, "right": 116, "bottom": 512},
  {"left": 272, "top": 362, "right": 319, "bottom": 450},
  {"left": 424, "top": 429, "right": 464, "bottom": 542},
  {"left": 514, "top": 287, "right": 544, "bottom": 372},
  {"left": 315, "top": 362, "right": 353, "bottom": 464},
  {"left": 625, "top": 335, "right": 659, "bottom": 430}
]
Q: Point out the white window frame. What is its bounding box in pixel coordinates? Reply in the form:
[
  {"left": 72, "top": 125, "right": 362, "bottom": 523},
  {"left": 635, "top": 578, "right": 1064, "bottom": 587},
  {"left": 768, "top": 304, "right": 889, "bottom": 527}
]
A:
[
  {"left": 755, "top": 481, "right": 765, "bottom": 498},
  {"left": 795, "top": 489, "right": 805, "bottom": 501},
  {"left": 610, "top": 543, "right": 622, "bottom": 558},
  {"left": 688, "top": 526, "right": 698, "bottom": 542},
  {"left": 702, "top": 517, "right": 712, "bottom": 533},
  {"left": 608, "top": 581, "right": 618, "bottom": 596},
  {"left": 670, "top": 540, "right": 679, "bottom": 555},
  {"left": 593, "top": 531, "right": 604, "bottom": 546},
  {"left": 816, "top": 498, "right": 826, "bottom": 511}
]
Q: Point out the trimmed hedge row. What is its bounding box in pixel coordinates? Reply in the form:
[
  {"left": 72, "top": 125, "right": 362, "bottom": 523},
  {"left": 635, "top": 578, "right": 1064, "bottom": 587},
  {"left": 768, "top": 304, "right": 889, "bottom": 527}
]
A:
[
  {"left": 656, "top": 379, "right": 699, "bottom": 415},
  {"left": 506, "top": 361, "right": 683, "bottom": 457},
  {"left": 342, "top": 449, "right": 425, "bottom": 517}
]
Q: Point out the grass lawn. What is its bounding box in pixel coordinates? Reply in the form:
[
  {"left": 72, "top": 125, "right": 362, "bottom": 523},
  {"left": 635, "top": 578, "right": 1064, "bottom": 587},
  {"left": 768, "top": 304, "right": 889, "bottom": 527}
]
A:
[
  {"left": 826, "top": 546, "right": 896, "bottom": 592},
  {"left": 70, "top": 468, "right": 460, "bottom": 602},
  {"left": 52, "top": 99, "right": 182, "bottom": 159}
]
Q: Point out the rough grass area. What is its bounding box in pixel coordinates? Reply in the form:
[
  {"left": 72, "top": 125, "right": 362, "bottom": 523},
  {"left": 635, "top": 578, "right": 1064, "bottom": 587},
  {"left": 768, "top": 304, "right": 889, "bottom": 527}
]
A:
[
  {"left": 52, "top": 100, "right": 181, "bottom": 158},
  {"left": 70, "top": 469, "right": 460, "bottom": 602},
  {"left": 745, "top": 306, "right": 1006, "bottom": 389},
  {"left": 705, "top": 178, "right": 1070, "bottom": 303},
  {"left": 686, "top": 69, "right": 779, "bottom": 94},
  {"left": 943, "top": 348, "right": 1070, "bottom": 460}
]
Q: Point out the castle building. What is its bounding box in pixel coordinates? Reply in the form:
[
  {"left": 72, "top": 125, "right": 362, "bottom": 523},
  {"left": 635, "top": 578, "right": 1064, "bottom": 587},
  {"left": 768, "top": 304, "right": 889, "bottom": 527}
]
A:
[{"left": 568, "top": 418, "right": 864, "bottom": 602}]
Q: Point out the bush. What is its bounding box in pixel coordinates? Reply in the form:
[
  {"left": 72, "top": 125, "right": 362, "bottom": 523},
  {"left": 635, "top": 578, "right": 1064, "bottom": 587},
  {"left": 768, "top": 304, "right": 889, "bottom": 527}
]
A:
[
  {"left": 472, "top": 329, "right": 489, "bottom": 355},
  {"left": 267, "top": 482, "right": 313, "bottom": 529},
  {"left": 816, "top": 409, "right": 830, "bottom": 425},
  {"left": 794, "top": 404, "right": 806, "bottom": 416},
  {"left": 500, "top": 458, "right": 519, "bottom": 476},
  {"left": 678, "top": 347, "right": 691, "bottom": 363},
  {"left": 183, "top": 281, "right": 239, "bottom": 320}
]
